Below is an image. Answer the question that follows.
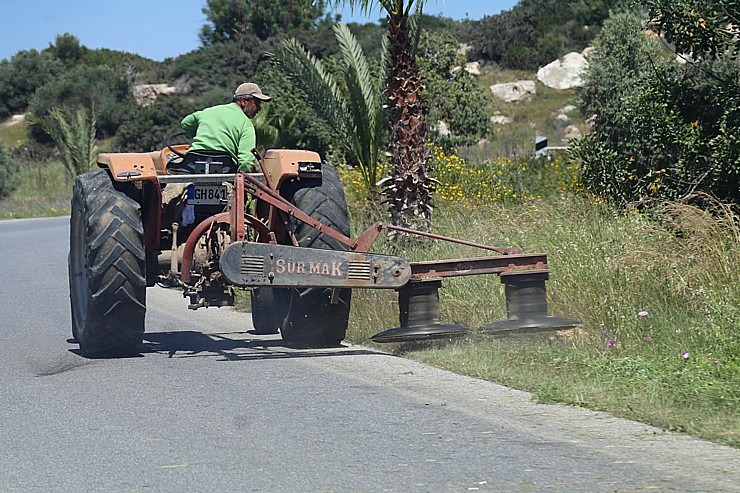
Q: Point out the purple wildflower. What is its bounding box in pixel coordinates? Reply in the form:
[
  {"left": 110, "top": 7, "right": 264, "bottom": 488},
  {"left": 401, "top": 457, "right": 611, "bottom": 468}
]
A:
[
  {"left": 642, "top": 337, "right": 651, "bottom": 342},
  {"left": 681, "top": 350, "right": 690, "bottom": 360},
  {"left": 608, "top": 340, "right": 618, "bottom": 348}
]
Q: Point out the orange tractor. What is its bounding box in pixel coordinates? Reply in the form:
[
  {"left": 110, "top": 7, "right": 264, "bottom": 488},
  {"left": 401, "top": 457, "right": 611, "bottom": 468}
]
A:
[{"left": 68, "top": 140, "right": 578, "bottom": 357}]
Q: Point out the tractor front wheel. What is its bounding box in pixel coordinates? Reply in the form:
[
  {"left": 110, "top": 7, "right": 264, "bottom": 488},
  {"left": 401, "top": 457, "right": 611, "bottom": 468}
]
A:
[{"left": 69, "top": 169, "right": 146, "bottom": 357}]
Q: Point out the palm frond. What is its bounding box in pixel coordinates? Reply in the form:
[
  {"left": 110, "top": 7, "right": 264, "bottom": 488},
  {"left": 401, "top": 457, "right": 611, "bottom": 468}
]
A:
[
  {"left": 35, "top": 105, "right": 97, "bottom": 179},
  {"left": 334, "top": 23, "right": 385, "bottom": 185},
  {"left": 267, "top": 39, "right": 352, "bottom": 145}
]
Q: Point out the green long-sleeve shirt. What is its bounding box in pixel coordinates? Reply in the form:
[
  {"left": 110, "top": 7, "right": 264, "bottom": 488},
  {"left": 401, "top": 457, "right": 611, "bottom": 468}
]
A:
[{"left": 180, "top": 103, "right": 257, "bottom": 172}]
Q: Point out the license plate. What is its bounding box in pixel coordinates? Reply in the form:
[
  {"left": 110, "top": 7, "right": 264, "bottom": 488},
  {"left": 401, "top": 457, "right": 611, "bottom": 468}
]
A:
[{"left": 188, "top": 185, "right": 228, "bottom": 205}]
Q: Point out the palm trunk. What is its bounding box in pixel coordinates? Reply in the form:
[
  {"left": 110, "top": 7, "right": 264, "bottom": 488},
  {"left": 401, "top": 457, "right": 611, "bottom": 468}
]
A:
[{"left": 381, "top": 14, "right": 435, "bottom": 235}]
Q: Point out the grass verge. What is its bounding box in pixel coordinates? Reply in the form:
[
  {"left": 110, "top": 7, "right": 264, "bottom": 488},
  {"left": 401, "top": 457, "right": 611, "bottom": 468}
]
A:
[{"left": 343, "top": 193, "right": 739, "bottom": 447}]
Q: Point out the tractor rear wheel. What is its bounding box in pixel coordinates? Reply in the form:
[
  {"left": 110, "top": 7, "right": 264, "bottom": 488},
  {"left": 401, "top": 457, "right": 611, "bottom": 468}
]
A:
[
  {"left": 280, "top": 164, "right": 352, "bottom": 347},
  {"left": 69, "top": 169, "right": 146, "bottom": 357}
]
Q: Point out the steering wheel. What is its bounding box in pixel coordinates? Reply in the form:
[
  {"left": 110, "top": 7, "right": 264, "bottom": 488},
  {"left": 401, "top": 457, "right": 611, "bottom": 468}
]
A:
[{"left": 167, "top": 131, "right": 190, "bottom": 159}]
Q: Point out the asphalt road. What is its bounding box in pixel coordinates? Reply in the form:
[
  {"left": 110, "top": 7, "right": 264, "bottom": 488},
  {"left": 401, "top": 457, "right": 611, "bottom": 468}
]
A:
[{"left": 0, "top": 216, "right": 738, "bottom": 493}]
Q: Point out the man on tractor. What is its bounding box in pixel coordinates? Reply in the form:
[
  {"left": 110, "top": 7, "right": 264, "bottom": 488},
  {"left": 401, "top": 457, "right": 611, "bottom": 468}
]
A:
[
  {"left": 180, "top": 82, "right": 272, "bottom": 173},
  {"left": 163, "top": 82, "right": 272, "bottom": 227}
]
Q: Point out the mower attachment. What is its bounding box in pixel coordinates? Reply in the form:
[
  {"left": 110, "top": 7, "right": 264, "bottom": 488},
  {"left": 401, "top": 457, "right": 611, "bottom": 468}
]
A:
[{"left": 219, "top": 241, "right": 411, "bottom": 289}]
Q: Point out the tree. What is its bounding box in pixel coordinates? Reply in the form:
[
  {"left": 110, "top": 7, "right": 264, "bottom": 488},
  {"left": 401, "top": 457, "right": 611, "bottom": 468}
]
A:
[
  {"left": 29, "top": 64, "right": 132, "bottom": 139},
  {"left": 200, "top": 0, "right": 327, "bottom": 43},
  {"left": 0, "top": 140, "right": 20, "bottom": 200},
  {"left": 48, "top": 33, "right": 86, "bottom": 67},
  {"left": 418, "top": 31, "right": 490, "bottom": 148},
  {"left": 645, "top": 0, "right": 739, "bottom": 61},
  {"left": 0, "top": 49, "right": 63, "bottom": 119},
  {"left": 169, "top": 34, "right": 263, "bottom": 94},
  {"left": 115, "top": 94, "right": 201, "bottom": 152},
  {"left": 268, "top": 23, "right": 386, "bottom": 193},
  {"left": 35, "top": 105, "right": 98, "bottom": 180},
  {"left": 326, "top": 0, "right": 435, "bottom": 234},
  {"left": 572, "top": 7, "right": 740, "bottom": 205},
  {"left": 464, "top": 0, "right": 627, "bottom": 70},
  {"left": 272, "top": 24, "right": 385, "bottom": 191}
]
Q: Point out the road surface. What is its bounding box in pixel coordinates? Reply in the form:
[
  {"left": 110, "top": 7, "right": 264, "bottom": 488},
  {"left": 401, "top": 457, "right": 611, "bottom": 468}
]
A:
[{"left": 0, "top": 216, "right": 737, "bottom": 492}]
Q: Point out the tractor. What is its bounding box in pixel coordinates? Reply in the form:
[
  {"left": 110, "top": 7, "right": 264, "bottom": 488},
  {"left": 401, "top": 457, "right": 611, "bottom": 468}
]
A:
[{"left": 68, "top": 139, "right": 578, "bottom": 357}]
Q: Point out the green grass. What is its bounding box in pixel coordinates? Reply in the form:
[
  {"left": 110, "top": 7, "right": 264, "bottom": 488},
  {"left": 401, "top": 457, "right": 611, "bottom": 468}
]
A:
[
  {"left": 0, "top": 159, "right": 72, "bottom": 219},
  {"left": 342, "top": 181, "right": 739, "bottom": 447}
]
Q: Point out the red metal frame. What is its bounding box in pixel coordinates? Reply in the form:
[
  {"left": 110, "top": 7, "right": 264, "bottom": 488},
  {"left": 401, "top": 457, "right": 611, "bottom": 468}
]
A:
[{"left": 179, "top": 173, "right": 549, "bottom": 286}]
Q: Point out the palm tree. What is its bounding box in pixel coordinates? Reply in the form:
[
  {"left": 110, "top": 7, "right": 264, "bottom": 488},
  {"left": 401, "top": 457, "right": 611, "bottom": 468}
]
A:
[
  {"left": 326, "top": 0, "right": 435, "bottom": 233},
  {"left": 268, "top": 23, "right": 386, "bottom": 193},
  {"left": 35, "top": 105, "right": 97, "bottom": 181}
]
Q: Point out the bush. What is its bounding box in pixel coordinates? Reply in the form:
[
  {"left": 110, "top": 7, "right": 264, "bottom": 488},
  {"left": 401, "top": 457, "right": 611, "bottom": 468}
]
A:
[
  {"left": 0, "top": 140, "right": 20, "bottom": 199},
  {"left": 464, "top": 0, "right": 622, "bottom": 70},
  {"left": 115, "top": 94, "right": 202, "bottom": 152},
  {"left": 573, "top": 10, "right": 740, "bottom": 205},
  {"left": 168, "top": 36, "right": 263, "bottom": 94},
  {"left": 0, "top": 50, "right": 64, "bottom": 119},
  {"left": 418, "top": 31, "right": 490, "bottom": 148},
  {"left": 29, "top": 64, "right": 133, "bottom": 140}
]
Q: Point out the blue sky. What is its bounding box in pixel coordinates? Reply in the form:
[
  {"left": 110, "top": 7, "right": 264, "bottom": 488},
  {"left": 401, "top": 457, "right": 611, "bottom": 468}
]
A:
[{"left": 0, "top": 1, "right": 518, "bottom": 62}]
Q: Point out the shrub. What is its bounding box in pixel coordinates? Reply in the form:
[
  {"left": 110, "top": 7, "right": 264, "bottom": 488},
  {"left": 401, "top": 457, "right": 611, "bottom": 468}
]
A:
[
  {"left": 572, "top": 10, "right": 740, "bottom": 205},
  {"left": 0, "top": 50, "right": 64, "bottom": 119},
  {"left": 0, "top": 140, "right": 20, "bottom": 199},
  {"left": 418, "top": 31, "right": 490, "bottom": 148},
  {"left": 29, "top": 64, "right": 132, "bottom": 140},
  {"left": 115, "top": 94, "right": 202, "bottom": 152}
]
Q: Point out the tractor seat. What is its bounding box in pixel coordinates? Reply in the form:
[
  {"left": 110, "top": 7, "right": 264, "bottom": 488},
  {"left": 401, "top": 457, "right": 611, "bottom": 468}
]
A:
[{"left": 166, "top": 150, "right": 236, "bottom": 175}]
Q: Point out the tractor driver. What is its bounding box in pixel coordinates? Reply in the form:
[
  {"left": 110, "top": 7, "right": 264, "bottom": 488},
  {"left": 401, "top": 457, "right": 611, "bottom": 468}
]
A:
[
  {"left": 180, "top": 82, "right": 272, "bottom": 172},
  {"left": 162, "top": 82, "right": 271, "bottom": 229}
]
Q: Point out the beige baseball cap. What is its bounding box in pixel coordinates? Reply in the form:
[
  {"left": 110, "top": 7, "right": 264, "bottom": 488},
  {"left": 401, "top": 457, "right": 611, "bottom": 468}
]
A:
[{"left": 234, "top": 82, "right": 272, "bottom": 101}]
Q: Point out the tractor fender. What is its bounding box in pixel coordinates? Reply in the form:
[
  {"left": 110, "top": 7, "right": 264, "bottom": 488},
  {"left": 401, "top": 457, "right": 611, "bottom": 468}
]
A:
[
  {"left": 97, "top": 152, "right": 162, "bottom": 183},
  {"left": 262, "top": 149, "right": 321, "bottom": 190},
  {"left": 96, "top": 152, "right": 163, "bottom": 252}
]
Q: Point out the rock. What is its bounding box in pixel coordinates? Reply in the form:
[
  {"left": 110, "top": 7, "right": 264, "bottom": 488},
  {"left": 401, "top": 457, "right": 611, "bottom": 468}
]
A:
[
  {"left": 563, "top": 125, "right": 582, "bottom": 141},
  {"left": 560, "top": 104, "right": 577, "bottom": 114},
  {"left": 491, "top": 112, "right": 513, "bottom": 125},
  {"left": 555, "top": 113, "right": 571, "bottom": 127},
  {"left": 490, "top": 80, "right": 536, "bottom": 103},
  {"left": 434, "top": 120, "right": 451, "bottom": 138},
  {"left": 537, "top": 52, "right": 588, "bottom": 90},
  {"left": 3, "top": 114, "right": 25, "bottom": 127},
  {"left": 464, "top": 61, "right": 480, "bottom": 76},
  {"left": 132, "top": 84, "right": 178, "bottom": 106}
]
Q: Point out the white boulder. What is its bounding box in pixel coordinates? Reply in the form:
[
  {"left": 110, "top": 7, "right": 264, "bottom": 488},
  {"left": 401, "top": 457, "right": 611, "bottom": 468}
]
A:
[
  {"left": 490, "top": 80, "right": 536, "bottom": 103},
  {"left": 537, "top": 52, "right": 588, "bottom": 90},
  {"left": 133, "top": 84, "right": 178, "bottom": 106}
]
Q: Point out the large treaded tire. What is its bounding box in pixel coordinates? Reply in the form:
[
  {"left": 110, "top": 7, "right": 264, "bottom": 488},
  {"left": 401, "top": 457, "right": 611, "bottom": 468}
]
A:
[
  {"left": 69, "top": 169, "right": 146, "bottom": 357},
  {"left": 279, "top": 164, "right": 352, "bottom": 347},
  {"left": 250, "top": 287, "right": 288, "bottom": 334}
]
